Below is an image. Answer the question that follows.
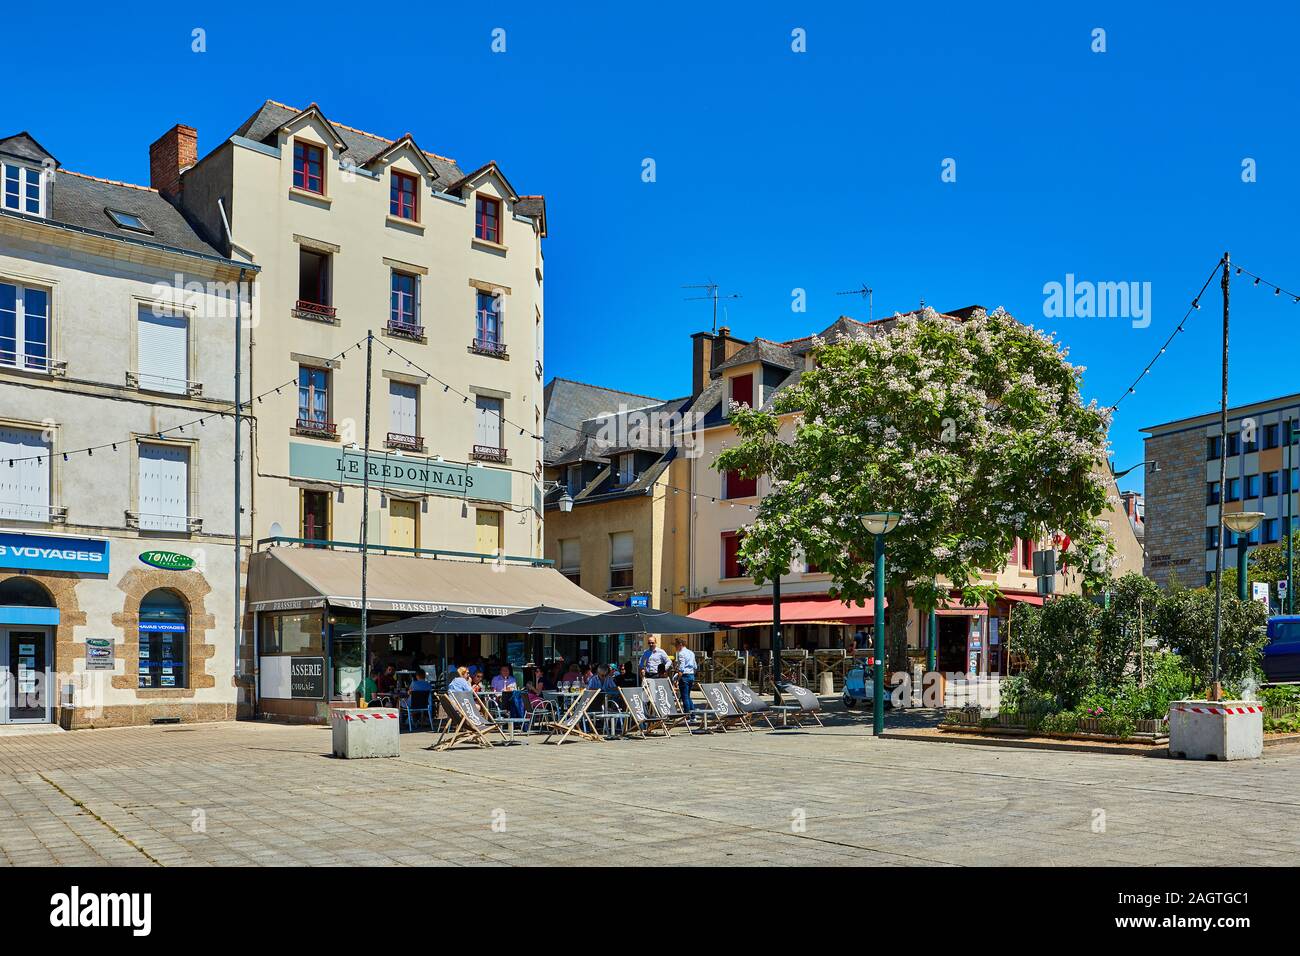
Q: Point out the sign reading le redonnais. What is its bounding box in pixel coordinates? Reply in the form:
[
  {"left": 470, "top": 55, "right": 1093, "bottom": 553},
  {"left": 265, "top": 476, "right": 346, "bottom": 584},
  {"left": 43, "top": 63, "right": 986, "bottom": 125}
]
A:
[
  {"left": 139, "top": 551, "right": 194, "bottom": 571},
  {"left": 288, "top": 442, "right": 512, "bottom": 504}
]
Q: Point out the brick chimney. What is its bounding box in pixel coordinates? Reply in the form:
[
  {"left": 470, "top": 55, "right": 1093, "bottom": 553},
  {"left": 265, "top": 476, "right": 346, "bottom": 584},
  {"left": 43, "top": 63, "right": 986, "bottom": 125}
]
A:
[{"left": 149, "top": 124, "right": 198, "bottom": 199}]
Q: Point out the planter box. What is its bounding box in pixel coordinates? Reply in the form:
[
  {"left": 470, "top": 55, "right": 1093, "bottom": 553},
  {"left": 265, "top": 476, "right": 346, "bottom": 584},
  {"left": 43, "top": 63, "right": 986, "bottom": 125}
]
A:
[
  {"left": 1168, "top": 700, "right": 1263, "bottom": 761},
  {"left": 331, "top": 708, "right": 400, "bottom": 759}
]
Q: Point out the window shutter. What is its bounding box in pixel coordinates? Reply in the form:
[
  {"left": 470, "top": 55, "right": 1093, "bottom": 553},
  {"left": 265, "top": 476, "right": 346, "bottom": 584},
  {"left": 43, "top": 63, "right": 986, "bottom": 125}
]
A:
[
  {"left": 137, "top": 306, "right": 188, "bottom": 393},
  {"left": 610, "top": 531, "right": 633, "bottom": 569},
  {"left": 560, "top": 538, "right": 580, "bottom": 572},
  {"left": 139, "top": 444, "right": 189, "bottom": 531},
  {"left": 475, "top": 396, "right": 501, "bottom": 448},
  {"left": 0, "top": 427, "right": 49, "bottom": 520},
  {"left": 389, "top": 382, "right": 418, "bottom": 436}
]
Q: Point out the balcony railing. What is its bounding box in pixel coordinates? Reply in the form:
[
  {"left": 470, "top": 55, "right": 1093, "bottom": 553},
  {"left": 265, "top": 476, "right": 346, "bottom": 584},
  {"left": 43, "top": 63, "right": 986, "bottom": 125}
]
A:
[
  {"left": 471, "top": 444, "right": 508, "bottom": 463},
  {"left": 387, "top": 320, "right": 424, "bottom": 340},
  {"left": 469, "top": 337, "right": 508, "bottom": 358},
  {"left": 295, "top": 417, "right": 339, "bottom": 438},
  {"left": 0, "top": 351, "right": 67, "bottom": 377},
  {"left": 126, "top": 370, "right": 203, "bottom": 397},
  {"left": 126, "top": 511, "right": 202, "bottom": 533},
  {"left": 0, "top": 503, "right": 67, "bottom": 524},
  {"left": 386, "top": 432, "right": 425, "bottom": 452},
  {"left": 293, "top": 299, "right": 338, "bottom": 323}
]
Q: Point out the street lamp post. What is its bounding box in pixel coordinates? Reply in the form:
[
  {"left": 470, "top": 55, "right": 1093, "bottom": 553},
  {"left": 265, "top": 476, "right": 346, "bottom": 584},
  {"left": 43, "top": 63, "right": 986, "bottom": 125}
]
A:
[
  {"left": 861, "top": 512, "right": 902, "bottom": 736},
  {"left": 1217, "top": 510, "right": 1263, "bottom": 696}
]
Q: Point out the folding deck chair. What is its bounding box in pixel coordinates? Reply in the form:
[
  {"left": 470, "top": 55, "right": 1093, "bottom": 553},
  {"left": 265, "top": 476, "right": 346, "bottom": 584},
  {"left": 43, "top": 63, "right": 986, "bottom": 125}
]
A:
[
  {"left": 432, "top": 691, "right": 509, "bottom": 751},
  {"left": 645, "top": 677, "right": 692, "bottom": 731},
  {"left": 618, "top": 685, "right": 671, "bottom": 738},
  {"left": 724, "top": 681, "right": 780, "bottom": 729},
  {"left": 542, "top": 688, "right": 604, "bottom": 744},
  {"left": 700, "top": 682, "right": 754, "bottom": 732},
  {"left": 781, "top": 683, "right": 826, "bottom": 727}
]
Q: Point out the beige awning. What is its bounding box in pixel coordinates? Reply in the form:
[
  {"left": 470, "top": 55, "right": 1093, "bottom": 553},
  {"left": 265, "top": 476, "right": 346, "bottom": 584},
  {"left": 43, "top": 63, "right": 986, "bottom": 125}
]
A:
[{"left": 247, "top": 547, "right": 615, "bottom": 616}]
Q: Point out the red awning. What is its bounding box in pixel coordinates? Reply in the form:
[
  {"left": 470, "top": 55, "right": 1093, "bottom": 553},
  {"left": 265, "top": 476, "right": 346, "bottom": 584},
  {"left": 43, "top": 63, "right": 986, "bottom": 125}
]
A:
[
  {"left": 688, "top": 595, "right": 882, "bottom": 627},
  {"left": 1001, "top": 592, "right": 1045, "bottom": 606}
]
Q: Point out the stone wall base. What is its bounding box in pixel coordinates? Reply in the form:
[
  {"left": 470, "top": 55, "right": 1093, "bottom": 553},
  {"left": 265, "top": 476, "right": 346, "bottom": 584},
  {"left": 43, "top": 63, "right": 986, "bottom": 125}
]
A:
[{"left": 57, "top": 702, "right": 238, "bottom": 730}]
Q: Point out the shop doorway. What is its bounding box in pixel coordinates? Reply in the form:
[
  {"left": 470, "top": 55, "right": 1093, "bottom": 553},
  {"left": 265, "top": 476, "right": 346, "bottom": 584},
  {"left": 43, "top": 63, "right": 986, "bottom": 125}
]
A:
[
  {"left": 936, "top": 616, "right": 969, "bottom": 673},
  {"left": 1, "top": 628, "right": 53, "bottom": 723}
]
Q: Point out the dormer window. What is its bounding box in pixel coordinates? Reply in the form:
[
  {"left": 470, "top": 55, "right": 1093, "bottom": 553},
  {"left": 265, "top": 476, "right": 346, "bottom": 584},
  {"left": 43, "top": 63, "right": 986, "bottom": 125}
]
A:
[
  {"left": 106, "top": 208, "right": 151, "bottom": 234},
  {"left": 2, "top": 163, "right": 43, "bottom": 216},
  {"left": 617, "top": 453, "right": 636, "bottom": 486},
  {"left": 390, "top": 170, "right": 418, "bottom": 220},
  {"left": 475, "top": 194, "right": 501, "bottom": 243},
  {"left": 729, "top": 373, "right": 754, "bottom": 412},
  {"left": 293, "top": 140, "right": 325, "bottom": 194}
]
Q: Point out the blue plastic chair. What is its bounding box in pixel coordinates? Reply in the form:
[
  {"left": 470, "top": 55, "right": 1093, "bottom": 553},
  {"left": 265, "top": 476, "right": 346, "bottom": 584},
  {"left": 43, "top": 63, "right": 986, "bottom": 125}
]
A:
[{"left": 401, "top": 688, "right": 435, "bottom": 732}]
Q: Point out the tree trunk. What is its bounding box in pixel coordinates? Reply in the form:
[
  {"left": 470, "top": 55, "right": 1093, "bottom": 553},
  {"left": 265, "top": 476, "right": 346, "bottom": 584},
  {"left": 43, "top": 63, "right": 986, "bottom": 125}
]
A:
[{"left": 886, "top": 583, "right": 910, "bottom": 672}]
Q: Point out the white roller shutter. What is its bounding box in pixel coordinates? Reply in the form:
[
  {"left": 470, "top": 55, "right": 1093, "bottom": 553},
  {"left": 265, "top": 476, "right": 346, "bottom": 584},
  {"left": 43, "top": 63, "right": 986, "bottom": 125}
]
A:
[
  {"left": 610, "top": 531, "right": 633, "bottom": 570},
  {"left": 559, "top": 538, "right": 580, "bottom": 572},
  {"left": 137, "top": 306, "right": 188, "bottom": 394},
  {"left": 0, "top": 427, "right": 50, "bottom": 521},
  {"left": 389, "top": 381, "right": 418, "bottom": 436},
  {"left": 139, "top": 443, "right": 189, "bottom": 531}
]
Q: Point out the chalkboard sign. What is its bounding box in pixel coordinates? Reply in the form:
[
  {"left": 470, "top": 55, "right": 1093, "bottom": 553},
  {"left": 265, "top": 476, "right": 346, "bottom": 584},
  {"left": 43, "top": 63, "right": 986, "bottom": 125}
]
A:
[{"left": 291, "top": 657, "right": 326, "bottom": 699}]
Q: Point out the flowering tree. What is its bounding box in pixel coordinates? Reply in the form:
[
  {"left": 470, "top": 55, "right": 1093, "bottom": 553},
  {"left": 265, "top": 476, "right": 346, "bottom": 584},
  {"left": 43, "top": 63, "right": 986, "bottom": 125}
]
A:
[{"left": 713, "top": 308, "right": 1115, "bottom": 659}]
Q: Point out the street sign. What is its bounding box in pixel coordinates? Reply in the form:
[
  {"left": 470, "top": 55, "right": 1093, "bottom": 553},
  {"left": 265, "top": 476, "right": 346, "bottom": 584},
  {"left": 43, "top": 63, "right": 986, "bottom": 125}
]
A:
[
  {"left": 1252, "top": 581, "right": 1270, "bottom": 607},
  {"left": 1032, "top": 549, "right": 1057, "bottom": 577},
  {"left": 1279, "top": 580, "right": 1289, "bottom": 597}
]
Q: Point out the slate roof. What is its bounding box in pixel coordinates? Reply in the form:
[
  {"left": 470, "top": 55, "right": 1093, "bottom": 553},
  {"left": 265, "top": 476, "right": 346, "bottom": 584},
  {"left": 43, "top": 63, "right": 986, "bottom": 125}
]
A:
[
  {"left": 542, "top": 377, "right": 666, "bottom": 464},
  {"left": 48, "top": 171, "right": 225, "bottom": 256},
  {"left": 0, "top": 132, "right": 57, "bottom": 167},
  {"left": 711, "top": 337, "right": 802, "bottom": 375}
]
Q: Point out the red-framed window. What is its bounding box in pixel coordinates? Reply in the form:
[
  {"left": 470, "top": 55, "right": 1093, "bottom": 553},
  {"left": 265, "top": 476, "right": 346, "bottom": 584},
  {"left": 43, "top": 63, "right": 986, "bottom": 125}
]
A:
[
  {"left": 293, "top": 140, "right": 325, "bottom": 194},
  {"left": 722, "top": 531, "right": 746, "bottom": 579},
  {"left": 391, "top": 271, "right": 418, "bottom": 328},
  {"left": 391, "top": 170, "right": 418, "bottom": 220},
  {"left": 730, "top": 373, "right": 754, "bottom": 411},
  {"left": 475, "top": 194, "right": 501, "bottom": 243},
  {"left": 725, "top": 469, "right": 757, "bottom": 499},
  {"left": 1020, "top": 538, "right": 1035, "bottom": 569}
]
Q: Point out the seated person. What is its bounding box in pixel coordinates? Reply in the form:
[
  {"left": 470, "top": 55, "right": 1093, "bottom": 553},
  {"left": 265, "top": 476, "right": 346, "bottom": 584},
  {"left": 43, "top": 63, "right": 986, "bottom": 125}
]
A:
[
  {"left": 615, "top": 661, "right": 639, "bottom": 688},
  {"left": 447, "top": 666, "right": 473, "bottom": 694},
  {"left": 376, "top": 664, "right": 397, "bottom": 694},
  {"left": 493, "top": 665, "right": 524, "bottom": 718}
]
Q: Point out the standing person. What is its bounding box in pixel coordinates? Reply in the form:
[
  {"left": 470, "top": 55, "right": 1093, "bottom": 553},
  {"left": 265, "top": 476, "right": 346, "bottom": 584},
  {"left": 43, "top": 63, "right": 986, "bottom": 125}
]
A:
[
  {"left": 673, "top": 638, "right": 698, "bottom": 712},
  {"left": 639, "top": 636, "right": 670, "bottom": 681}
]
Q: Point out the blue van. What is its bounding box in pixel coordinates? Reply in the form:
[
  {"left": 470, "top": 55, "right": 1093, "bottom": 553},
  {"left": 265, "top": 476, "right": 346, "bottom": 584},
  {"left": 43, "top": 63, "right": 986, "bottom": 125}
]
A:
[{"left": 1264, "top": 616, "right": 1300, "bottom": 683}]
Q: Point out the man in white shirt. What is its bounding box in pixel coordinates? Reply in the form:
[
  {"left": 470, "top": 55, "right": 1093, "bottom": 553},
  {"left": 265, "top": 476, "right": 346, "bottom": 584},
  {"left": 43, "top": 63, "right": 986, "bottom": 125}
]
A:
[
  {"left": 673, "top": 637, "right": 698, "bottom": 712},
  {"left": 638, "top": 636, "right": 670, "bottom": 681}
]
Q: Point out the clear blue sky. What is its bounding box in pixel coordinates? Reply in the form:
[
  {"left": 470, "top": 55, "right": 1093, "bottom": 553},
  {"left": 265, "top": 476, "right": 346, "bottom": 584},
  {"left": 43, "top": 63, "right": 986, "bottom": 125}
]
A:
[{"left": 10, "top": 1, "right": 1299, "bottom": 493}]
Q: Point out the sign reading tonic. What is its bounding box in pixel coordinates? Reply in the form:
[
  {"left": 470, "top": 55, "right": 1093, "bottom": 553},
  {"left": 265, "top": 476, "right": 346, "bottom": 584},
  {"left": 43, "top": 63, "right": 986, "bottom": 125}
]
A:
[{"left": 139, "top": 550, "right": 195, "bottom": 571}]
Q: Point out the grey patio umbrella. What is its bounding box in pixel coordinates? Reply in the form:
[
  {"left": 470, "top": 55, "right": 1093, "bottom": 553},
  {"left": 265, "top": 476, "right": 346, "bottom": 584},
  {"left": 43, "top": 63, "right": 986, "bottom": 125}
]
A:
[
  {"left": 494, "top": 605, "right": 588, "bottom": 632},
  {"left": 544, "top": 606, "right": 717, "bottom": 636},
  {"left": 365, "top": 609, "right": 522, "bottom": 636}
]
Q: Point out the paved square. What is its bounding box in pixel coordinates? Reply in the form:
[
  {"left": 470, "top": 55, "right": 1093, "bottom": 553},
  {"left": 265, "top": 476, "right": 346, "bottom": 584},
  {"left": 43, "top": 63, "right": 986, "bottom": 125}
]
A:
[{"left": 1, "top": 716, "right": 1297, "bottom": 866}]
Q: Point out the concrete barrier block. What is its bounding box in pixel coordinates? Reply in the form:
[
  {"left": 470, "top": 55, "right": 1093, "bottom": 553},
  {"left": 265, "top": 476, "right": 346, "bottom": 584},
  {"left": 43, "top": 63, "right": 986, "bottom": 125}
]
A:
[
  {"left": 1168, "top": 700, "right": 1263, "bottom": 761},
  {"left": 331, "top": 708, "right": 400, "bottom": 758}
]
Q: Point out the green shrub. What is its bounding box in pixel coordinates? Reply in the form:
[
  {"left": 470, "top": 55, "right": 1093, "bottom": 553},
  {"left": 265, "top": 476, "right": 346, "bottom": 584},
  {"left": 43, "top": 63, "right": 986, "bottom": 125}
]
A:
[
  {"left": 1260, "top": 685, "right": 1300, "bottom": 709},
  {"left": 1153, "top": 587, "right": 1268, "bottom": 688},
  {"left": 1040, "top": 710, "right": 1080, "bottom": 735}
]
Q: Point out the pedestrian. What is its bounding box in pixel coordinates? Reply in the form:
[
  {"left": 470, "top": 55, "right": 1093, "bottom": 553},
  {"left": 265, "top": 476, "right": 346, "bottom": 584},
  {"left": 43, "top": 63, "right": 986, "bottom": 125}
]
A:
[
  {"left": 673, "top": 637, "right": 697, "bottom": 712},
  {"left": 639, "top": 636, "right": 670, "bottom": 681}
]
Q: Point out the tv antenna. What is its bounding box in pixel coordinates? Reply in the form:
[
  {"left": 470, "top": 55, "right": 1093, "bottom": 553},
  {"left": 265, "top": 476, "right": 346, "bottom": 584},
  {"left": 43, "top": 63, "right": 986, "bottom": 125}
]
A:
[
  {"left": 835, "top": 283, "right": 873, "bottom": 322},
  {"left": 683, "top": 281, "right": 741, "bottom": 334}
]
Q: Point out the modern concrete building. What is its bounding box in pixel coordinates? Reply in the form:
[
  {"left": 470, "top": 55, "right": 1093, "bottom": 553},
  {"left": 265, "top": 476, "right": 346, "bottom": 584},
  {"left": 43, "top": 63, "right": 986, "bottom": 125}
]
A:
[
  {"left": 1142, "top": 392, "right": 1300, "bottom": 589},
  {"left": 0, "top": 131, "right": 254, "bottom": 727}
]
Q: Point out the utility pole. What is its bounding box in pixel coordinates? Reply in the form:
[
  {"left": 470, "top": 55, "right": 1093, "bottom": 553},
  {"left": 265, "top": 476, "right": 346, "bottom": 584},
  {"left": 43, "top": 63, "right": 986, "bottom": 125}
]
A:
[
  {"left": 1211, "top": 253, "right": 1230, "bottom": 702},
  {"left": 234, "top": 269, "right": 245, "bottom": 713},
  {"left": 835, "top": 283, "right": 874, "bottom": 322},
  {"left": 683, "top": 282, "right": 741, "bottom": 334},
  {"left": 359, "top": 331, "right": 373, "bottom": 704},
  {"left": 771, "top": 572, "right": 783, "bottom": 706},
  {"left": 1289, "top": 405, "right": 1295, "bottom": 614}
]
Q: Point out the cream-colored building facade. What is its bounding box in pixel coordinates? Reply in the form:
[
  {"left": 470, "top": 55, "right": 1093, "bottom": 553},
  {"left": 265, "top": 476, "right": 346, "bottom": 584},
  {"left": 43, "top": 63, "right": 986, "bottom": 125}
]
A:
[
  {"left": 171, "top": 101, "right": 547, "bottom": 560},
  {"left": 0, "top": 131, "right": 254, "bottom": 727}
]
